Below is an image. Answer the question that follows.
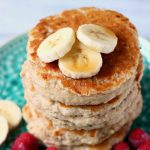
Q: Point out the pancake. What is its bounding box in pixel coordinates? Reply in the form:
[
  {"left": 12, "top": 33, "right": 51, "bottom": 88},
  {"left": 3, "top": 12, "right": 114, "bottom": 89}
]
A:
[
  {"left": 24, "top": 84, "right": 140, "bottom": 130},
  {"left": 21, "top": 7, "right": 140, "bottom": 105},
  {"left": 23, "top": 93, "right": 142, "bottom": 146},
  {"left": 59, "top": 123, "right": 131, "bottom": 150},
  {"left": 21, "top": 60, "right": 136, "bottom": 105},
  {"left": 24, "top": 83, "right": 139, "bottom": 130},
  {"left": 22, "top": 59, "right": 142, "bottom": 119},
  {"left": 24, "top": 81, "right": 133, "bottom": 117}
]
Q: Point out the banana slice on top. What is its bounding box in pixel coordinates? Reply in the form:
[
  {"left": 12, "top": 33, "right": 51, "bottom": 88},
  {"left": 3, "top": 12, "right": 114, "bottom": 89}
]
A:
[
  {"left": 0, "top": 115, "right": 9, "bottom": 145},
  {"left": 0, "top": 100, "right": 22, "bottom": 130},
  {"left": 59, "top": 42, "right": 102, "bottom": 79},
  {"left": 37, "top": 27, "right": 75, "bottom": 63},
  {"left": 77, "top": 24, "right": 118, "bottom": 53}
]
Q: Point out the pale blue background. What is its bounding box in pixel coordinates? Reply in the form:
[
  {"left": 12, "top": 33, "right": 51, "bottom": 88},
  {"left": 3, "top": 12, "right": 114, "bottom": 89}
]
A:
[{"left": 0, "top": 0, "right": 150, "bottom": 45}]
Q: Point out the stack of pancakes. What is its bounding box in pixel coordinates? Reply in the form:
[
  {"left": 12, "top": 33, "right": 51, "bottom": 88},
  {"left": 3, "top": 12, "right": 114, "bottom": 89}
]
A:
[{"left": 21, "top": 7, "right": 143, "bottom": 150}]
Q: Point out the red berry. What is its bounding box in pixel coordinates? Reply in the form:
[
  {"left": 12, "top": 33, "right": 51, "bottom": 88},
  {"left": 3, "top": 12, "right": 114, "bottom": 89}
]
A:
[
  {"left": 46, "top": 147, "right": 58, "bottom": 150},
  {"left": 113, "top": 142, "right": 130, "bottom": 150},
  {"left": 12, "top": 132, "right": 39, "bottom": 150},
  {"left": 129, "top": 128, "right": 150, "bottom": 148},
  {"left": 138, "top": 141, "right": 150, "bottom": 150}
]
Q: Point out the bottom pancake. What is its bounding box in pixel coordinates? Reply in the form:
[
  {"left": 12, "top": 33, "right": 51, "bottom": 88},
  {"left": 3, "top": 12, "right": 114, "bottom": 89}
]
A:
[
  {"left": 23, "top": 93, "right": 142, "bottom": 146},
  {"left": 61, "top": 123, "right": 131, "bottom": 150}
]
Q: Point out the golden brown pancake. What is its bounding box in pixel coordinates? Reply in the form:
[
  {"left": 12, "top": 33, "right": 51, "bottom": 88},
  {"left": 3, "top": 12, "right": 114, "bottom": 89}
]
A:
[
  {"left": 21, "top": 58, "right": 142, "bottom": 122},
  {"left": 22, "top": 7, "right": 140, "bottom": 105}
]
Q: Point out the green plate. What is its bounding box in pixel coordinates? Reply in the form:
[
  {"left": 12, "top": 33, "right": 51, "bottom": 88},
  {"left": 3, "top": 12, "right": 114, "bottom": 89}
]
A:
[{"left": 0, "top": 34, "right": 150, "bottom": 150}]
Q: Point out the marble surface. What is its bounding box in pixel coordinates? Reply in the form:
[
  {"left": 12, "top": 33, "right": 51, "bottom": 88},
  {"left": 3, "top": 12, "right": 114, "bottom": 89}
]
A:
[{"left": 0, "top": 0, "right": 150, "bottom": 45}]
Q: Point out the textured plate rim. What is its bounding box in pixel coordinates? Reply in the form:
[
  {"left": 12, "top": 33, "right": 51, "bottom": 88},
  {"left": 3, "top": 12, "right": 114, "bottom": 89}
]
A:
[{"left": 0, "top": 33, "right": 27, "bottom": 52}]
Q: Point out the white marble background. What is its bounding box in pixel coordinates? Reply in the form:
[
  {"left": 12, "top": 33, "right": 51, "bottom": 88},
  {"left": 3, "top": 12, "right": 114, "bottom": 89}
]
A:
[{"left": 0, "top": 0, "right": 150, "bottom": 45}]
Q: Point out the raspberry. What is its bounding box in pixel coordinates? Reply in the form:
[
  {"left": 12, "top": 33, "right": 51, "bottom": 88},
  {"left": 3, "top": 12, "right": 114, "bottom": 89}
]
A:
[
  {"left": 46, "top": 147, "right": 58, "bottom": 150},
  {"left": 113, "top": 142, "right": 130, "bottom": 150},
  {"left": 138, "top": 141, "right": 150, "bottom": 150},
  {"left": 12, "top": 132, "right": 39, "bottom": 150},
  {"left": 129, "top": 128, "right": 150, "bottom": 148}
]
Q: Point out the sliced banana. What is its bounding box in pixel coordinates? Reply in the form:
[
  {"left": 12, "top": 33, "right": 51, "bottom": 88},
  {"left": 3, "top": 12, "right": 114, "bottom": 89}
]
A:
[
  {"left": 37, "top": 27, "right": 75, "bottom": 63},
  {"left": 77, "top": 24, "right": 118, "bottom": 53},
  {"left": 0, "top": 115, "right": 9, "bottom": 145},
  {"left": 59, "top": 42, "right": 102, "bottom": 79},
  {"left": 0, "top": 100, "right": 22, "bottom": 130}
]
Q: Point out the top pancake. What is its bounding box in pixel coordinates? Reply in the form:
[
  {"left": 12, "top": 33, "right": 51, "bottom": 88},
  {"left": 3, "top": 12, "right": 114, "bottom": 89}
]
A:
[{"left": 27, "top": 7, "right": 140, "bottom": 96}]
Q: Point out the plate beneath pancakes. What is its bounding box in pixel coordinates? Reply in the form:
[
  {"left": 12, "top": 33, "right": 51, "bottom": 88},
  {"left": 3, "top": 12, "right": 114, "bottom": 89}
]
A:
[{"left": 0, "top": 34, "right": 150, "bottom": 149}]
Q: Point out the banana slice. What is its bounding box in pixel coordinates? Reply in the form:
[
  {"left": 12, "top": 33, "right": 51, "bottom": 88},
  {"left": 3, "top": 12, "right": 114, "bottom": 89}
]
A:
[
  {"left": 59, "top": 42, "right": 102, "bottom": 79},
  {"left": 77, "top": 24, "right": 118, "bottom": 53},
  {"left": 0, "top": 100, "right": 22, "bottom": 130},
  {"left": 0, "top": 115, "right": 9, "bottom": 145},
  {"left": 37, "top": 27, "right": 75, "bottom": 63}
]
